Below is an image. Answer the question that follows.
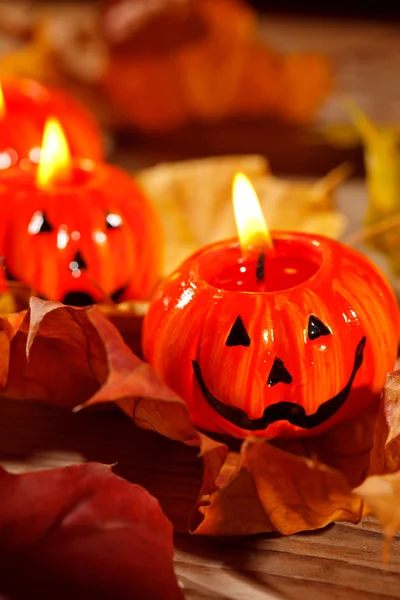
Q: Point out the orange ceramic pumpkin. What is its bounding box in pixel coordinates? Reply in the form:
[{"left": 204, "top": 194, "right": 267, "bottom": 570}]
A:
[
  {"left": 0, "top": 78, "right": 104, "bottom": 164},
  {"left": 0, "top": 160, "right": 163, "bottom": 305},
  {"left": 143, "top": 232, "right": 399, "bottom": 439}
]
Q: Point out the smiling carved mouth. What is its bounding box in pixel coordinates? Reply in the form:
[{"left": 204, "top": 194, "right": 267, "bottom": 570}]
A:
[{"left": 192, "top": 336, "right": 366, "bottom": 431}]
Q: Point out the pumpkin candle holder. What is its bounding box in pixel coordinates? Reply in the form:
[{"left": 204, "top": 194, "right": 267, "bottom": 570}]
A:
[
  {"left": 143, "top": 174, "right": 399, "bottom": 440},
  {"left": 0, "top": 78, "right": 104, "bottom": 166},
  {"left": 0, "top": 118, "right": 163, "bottom": 305}
]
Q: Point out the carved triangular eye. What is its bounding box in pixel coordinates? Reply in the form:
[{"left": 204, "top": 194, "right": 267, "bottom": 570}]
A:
[
  {"left": 28, "top": 211, "right": 53, "bottom": 234},
  {"left": 226, "top": 316, "right": 250, "bottom": 347},
  {"left": 308, "top": 315, "right": 331, "bottom": 340},
  {"left": 38, "top": 213, "right": 53, "bottom": 233},
  {"left": 268, "top": 357, "right": 292, "bottom": 387}
]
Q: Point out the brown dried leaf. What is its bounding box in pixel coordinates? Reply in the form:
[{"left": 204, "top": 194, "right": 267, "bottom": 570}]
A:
[
  {"left": 190, "top": 408, "right": 374, "bottom": 536},
  {"left": 275, "top": 399, "right": 379, "bottom": 489},
  {"left": 3, "top": 297, "right": 108, "bottom": 407},
  {"left": 0, "top": 462, "right": 184, "bottom": 600},
  {"left": 348, "top": 371, "right": 400, "bottom": 560},
  {"left": 369, "top": 371, "right": 400, "bottom": 475},
  {"left": 192, "top": 440, "right": 362, "bottom": 535},
  {"left": 82, "top": 307, "right": 199, "bottom": 444},
  {"left": 0, "top": 310, "right": 26, "bottom": 390}
]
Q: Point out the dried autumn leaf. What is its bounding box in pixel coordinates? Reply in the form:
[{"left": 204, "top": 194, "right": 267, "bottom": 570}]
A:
[
  {"left": 82, "top": 306, "right": 201, "bottom": 444},
  {"left": 3, "top": 297, "right": 108, "bottom": 407},
  {"left": 192, "top": 439, "right": 362, "bottom": 535},
  {"left": 0, "top": 462, "right": 184, "bottom": 600},
  {"left": 369, "top": 371, "right": 400, "bottom": 475},
  {"left": 0, "top": 286, "right": 147, "bottom": 355},
  {"left": 344, "top": 370, "right": 400, "bottom": 560},
  {"left": 0, "top": 309, "right": 26, "bottom": 391},
  {"left": 190, "top": 401, "right": 378, "bottom": 535},
  {"left": 354, "top": 472, "right": 400, "bottom": 563},
  {"left": 347, "top": 104, "right": 400, "bottom": 276}
]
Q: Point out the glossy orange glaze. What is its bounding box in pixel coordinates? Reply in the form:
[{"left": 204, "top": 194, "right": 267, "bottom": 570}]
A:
[
  {"left": 143, "top": 232, "right": 400, "bottom": 439},
  {"left": 0, "top": 161, "right": 163, "bottom": 304},
  {"left": 0, "top": 78, "right": 104, "bottom": 163}
]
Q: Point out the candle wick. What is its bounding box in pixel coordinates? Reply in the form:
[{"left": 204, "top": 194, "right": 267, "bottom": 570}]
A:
[{"left": 256, "top": 252, "right": 266, "bottom": 284}]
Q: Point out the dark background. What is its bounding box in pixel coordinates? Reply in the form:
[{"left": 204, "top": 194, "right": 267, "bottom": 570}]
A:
[
  {"left": 65, "top": 0, "right": 400, "bottom": 19},
  {"left": 249, "top": 0, "right": 400, "bottom": 19}
]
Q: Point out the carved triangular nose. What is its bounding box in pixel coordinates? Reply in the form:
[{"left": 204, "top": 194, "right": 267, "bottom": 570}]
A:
[{"left": 70, "top": 251, "right": 87, "bottom": 271}]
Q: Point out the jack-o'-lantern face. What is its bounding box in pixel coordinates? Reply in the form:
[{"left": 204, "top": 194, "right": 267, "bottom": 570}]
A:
[
  {"left": 192, "top": 312, "right": 366, "bottom": 435},
  {"left": 0, "top": 164, "right": 163, "bottom": 304},
  {"left": 143, "top": 234, "right": 399, "bottom": 440}
]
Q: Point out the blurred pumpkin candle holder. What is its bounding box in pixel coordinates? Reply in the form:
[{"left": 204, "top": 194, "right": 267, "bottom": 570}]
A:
[
  {"left": 0, "top": 78, "right": 104, "bottom": 166},
  {"left": 143, "top": 173, "right": 399, "bottom": 440},
  {"left": 0, "top": 117, "right": 163, "bottom": 306}
]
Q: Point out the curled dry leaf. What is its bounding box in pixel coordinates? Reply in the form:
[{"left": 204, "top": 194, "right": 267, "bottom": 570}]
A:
[
  {"left": 0, "top": 309, "right": 26, "bottom": 391},
  {"left": 369, "top": 371, "right": 400, "bottom": 475},
  {"left": 82, "top": 306, "right": 199, "bottom": 444},
  {"left": 190, "top": 400, "right": 379, "bottom": 535},
  {"left": 192, "top": 439, "right": 363, "bottom": 536},
  {"left": 345, "top": 105, "right": 400, "bottom": 279},
  {"left": 3, "top": 297, "right": 108, "bottom": 408},
  {"left": 0, "top": 462, "right": 184, "bottom": 600},
  {"left": 348, "top": 369, "right": 400, "bottom": 561}
]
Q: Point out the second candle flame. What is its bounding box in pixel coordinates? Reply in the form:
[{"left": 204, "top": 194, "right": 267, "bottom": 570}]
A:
[
  {"left": 37, "top": 118, "right": 72, "bottom": 189},
  {"left": 232, "top": 172, "right": 273, "bottom": 256}
]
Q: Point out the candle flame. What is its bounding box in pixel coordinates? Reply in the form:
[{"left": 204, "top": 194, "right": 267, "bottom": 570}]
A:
[
  {"left": 37, "top": 118, "right": 72, "bottom": 188},
  {"left": 0, "top": 84, "right": 5, "bottom": 118},
  {"left": 232, "top": 172, "right": 272, "bottom": 254}
]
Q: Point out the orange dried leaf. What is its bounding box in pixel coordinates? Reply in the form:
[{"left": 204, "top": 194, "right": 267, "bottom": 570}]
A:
[
  {"left": 369, "top": 371, "right": 400, "bottom": 475},
  {"left": 4, "top": 297, "right": 108, "bottom": 407},
  {"left": 83, "top": 307, "right": 202, "bottom": 444},
  {"left": 0, "top": 462, "right": 184, "bottom": 600},
  {"left": 0, "top": 309, "right": 26, "bottom": 390},
  {"left": 275, "top": 399, "right": 379, "bottom": 488},
  {"left": 192, "top": 436, "right": 363, "bottom": 536}
]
